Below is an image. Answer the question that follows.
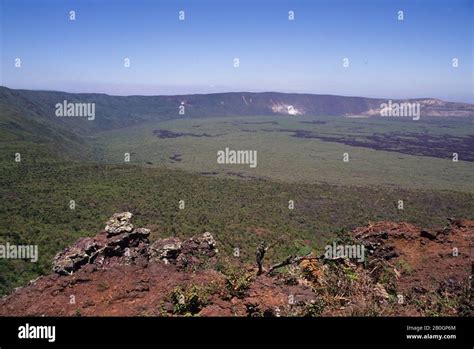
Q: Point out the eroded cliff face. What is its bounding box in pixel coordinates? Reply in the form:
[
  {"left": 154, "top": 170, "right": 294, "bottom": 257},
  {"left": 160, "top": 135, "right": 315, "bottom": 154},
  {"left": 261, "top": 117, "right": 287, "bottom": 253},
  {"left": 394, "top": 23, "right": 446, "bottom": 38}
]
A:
[{"left": 0, "top": 213, "right": 471, "bottom": 317}]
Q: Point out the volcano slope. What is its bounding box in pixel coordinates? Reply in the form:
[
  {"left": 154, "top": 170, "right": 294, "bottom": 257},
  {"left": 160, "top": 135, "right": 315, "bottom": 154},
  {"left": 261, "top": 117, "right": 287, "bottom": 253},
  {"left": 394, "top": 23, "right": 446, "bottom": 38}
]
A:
[{"left": 1, "top": 213, "right": 471, "bottom": 317}]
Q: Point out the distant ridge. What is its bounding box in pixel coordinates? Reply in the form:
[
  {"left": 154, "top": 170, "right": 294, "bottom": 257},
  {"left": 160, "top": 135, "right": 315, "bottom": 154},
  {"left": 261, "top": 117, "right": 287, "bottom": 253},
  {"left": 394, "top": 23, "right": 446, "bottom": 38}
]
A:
[
  {"left": 2, "top": 86, "right": 473, "bottom": 124},
  {"left": 1, "top": 86, "right": 473, "bottom": 141}
]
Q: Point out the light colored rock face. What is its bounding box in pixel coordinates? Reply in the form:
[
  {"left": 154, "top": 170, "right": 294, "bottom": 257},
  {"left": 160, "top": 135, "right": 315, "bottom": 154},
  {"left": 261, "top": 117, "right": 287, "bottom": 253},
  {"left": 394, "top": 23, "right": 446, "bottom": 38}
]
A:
[
  {"left": 133, "top": 228, "right": 151, "bottom": 237},
  {"left": 351, "top": 99, "right": 474, "bottom": 118},
  {"left": 148, "top": 238, "right": 183, "bottom": 262},
  {"left": 200, "top": 232, "right": 216, "bottom": 248},
  {"left": 183, "top": 232, "right": 217, "bottom": 253},
  {"left": 105, "top": 212, "right": 134, "bottom": 236},
  {"left": 271, "top": 103, "right": 303, "bottom": 115}
]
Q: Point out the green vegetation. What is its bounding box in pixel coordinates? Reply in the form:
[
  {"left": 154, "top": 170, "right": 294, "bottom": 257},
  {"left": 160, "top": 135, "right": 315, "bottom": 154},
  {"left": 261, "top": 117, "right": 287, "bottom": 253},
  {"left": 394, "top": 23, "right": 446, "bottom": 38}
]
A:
[
  {"left": 302, "top": 299, "right": 326, "bottom": 317},
  {"left": 395, "top": 258, "right": 415, "bottom": 276},
  {"left": 1, "top": 88, "right": 473, "bottom": 297},
  {"left": 92, "top": 115, "right": 474, "bottom": 192},
  {"left": 97, "top": 282, "right": 110, "bottom": 292},
  {"left": 0, "top": 158, "right": 473, "bottom": 296},
  {"left": 169, "top": 285, "right": 211, "bottom": 315},
  {"left": 413, "top": 277, "right": 472, "bottom": 317},
  {"left": 218, "top": 263, "right": 254, "bottom": 298}
]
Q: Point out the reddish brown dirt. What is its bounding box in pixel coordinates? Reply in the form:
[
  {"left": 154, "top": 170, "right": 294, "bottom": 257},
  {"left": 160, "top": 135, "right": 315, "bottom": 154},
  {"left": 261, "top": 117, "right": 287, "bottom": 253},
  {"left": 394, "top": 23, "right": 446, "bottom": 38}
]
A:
[
  {"left": 0, "top": 219, "right": 471, "bottom": 317},
  {"left": 350, "top": 219, "right": 472, "bottom": 316},
  {"left": 353, "top": 219, "right": 472, "bottom": 294},
  {"left": 0, "top": 259, "right": 316, "bottom": 317}
]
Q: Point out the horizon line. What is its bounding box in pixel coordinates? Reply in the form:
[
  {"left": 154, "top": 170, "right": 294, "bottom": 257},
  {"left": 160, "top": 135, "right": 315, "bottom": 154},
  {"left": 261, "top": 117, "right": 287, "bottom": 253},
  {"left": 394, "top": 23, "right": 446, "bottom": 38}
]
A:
[{"left": 2, "top": 85, "right": 471, "bottom": 104}]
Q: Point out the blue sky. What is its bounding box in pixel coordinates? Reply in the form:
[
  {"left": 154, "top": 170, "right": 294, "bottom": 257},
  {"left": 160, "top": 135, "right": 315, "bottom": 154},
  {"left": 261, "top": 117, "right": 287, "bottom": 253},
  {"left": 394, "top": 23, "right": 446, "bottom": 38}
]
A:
[{"left": 1, "top": 0, "right": 472, "bottom": 101}]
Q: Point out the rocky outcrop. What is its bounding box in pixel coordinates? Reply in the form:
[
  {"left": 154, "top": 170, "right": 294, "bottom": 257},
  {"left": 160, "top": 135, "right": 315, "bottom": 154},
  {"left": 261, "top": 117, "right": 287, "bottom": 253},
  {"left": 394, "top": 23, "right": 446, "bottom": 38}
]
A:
[
  {"left": 148, "top": 232, "right": 217, "bottom": 269},
  {"left": 0, "top": 215, "right": 470, "bottom": 317},
  {"left": 52, "top": 213, "right": 217, "bottom": 275}
]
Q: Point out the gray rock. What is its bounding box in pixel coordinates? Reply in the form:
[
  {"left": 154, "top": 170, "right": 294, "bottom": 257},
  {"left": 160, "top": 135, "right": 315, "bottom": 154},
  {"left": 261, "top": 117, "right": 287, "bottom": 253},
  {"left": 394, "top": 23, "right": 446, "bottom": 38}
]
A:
[
  {"left": 181, "top": 232, "right": 217, "bottom": 257},
  {"left": 52, "top": 237, "right": 103, "bottom": 275},
  {"left": 148, "top": 237, "right": 182, "bottom": 262}
]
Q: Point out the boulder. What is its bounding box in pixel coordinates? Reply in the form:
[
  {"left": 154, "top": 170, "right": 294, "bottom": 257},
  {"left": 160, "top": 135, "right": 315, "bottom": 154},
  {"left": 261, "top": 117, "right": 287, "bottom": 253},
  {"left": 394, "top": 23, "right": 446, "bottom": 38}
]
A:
[
  {"left": 148, "top": 232, "right": 217, "bottom": 268},
  {"left": 52, "top": 237, "right": 103, "bottom": 275},
  {"left": 105, "top": 212, "right": 134, "bottom": 236},
  {"left": 176, "top": 232, "right": 217, "bottom": 269},
  {"left": 181, "top": 232, "right": 217, "bottom": 258},
  {"left": 148, "top": 237, "right": 182, "bottom": 262}
]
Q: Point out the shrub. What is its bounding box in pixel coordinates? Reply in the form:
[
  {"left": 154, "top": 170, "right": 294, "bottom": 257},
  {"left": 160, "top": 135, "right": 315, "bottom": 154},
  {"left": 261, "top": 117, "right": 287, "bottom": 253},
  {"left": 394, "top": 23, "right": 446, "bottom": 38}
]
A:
[
  {"left": 169, "top": 285, "right": 210, "bottom": 315},
  {"left": 222, "top": 267, "right": 254, "bottom": 298}
]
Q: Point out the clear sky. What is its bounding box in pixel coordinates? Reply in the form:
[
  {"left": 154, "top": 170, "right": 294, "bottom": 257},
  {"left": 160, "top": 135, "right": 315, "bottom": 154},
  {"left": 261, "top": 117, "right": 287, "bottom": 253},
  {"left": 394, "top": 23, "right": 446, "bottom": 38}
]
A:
[{"left": 0, "top": 0, "right": 472, "bottom": 101}]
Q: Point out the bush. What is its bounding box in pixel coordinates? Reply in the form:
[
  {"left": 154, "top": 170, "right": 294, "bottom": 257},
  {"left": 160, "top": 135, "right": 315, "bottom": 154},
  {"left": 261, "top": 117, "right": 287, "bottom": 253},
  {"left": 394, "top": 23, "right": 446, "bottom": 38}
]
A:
[
  {"left": 222, "top": 267, "right": 254, "bottom": 298},
  {"left": 169, "top": 285, "right": 210, "bottom": 315}
]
